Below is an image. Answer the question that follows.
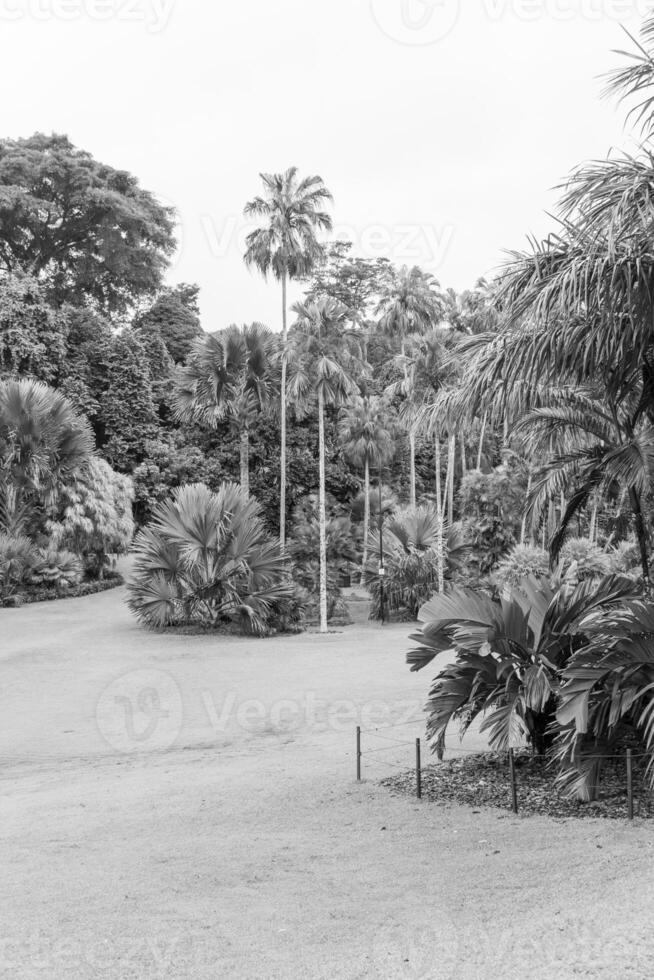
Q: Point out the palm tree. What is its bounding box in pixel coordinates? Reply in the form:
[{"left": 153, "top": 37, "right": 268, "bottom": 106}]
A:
[
  {"left": 287, "top": 297, "right": 362, "bottom": 632},
  {"left": 0, "top": 378, "right": 94, "bottom": 528},
  {"left": 376, "top": 265, "right": 444, "bottom": 357},
  {"left": 340, "top": 397, "right": 394, "bottom": 584},
  {"left": 174, "top": 323, "right": 278, "bottom": 496},
  {"left": 243, "top": 168, "right": 333, "bottom": 544},
  {"left": 127, "top": 482, "right": 293, "bottom": 634},
  {"left": 514, "top": 387, "right": 654, "bottom": 584}
]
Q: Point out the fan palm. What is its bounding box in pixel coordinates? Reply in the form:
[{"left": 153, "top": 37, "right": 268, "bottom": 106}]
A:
[
  {"left": 174, "top": 323, "right": 278, "bottom": 496},
  {"left": 287, "top": 297, "right": 363, "bottom": 632},
  {"left": 363, "top": 504, "right": 470, "bottom": 620},
  {"left": 0, "top": 378, "right": 94, "bottom": 527},
  {"left": 243, "top": 168, "right": 333, "bottom": 544},
  {"left": 127, "top": 482, "right": 293, "bottom": 634},
  {"left": 340, "top": 396, "right": 394, "bottom": 584}
]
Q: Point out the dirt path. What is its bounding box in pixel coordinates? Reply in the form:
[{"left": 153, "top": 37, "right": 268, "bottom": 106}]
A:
[{"left": 1, "top": 585, "right": 653, "bottom": 978}]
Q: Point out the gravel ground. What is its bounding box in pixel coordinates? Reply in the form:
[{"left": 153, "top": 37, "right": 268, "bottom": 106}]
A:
[{"left": 1, "top": 582, "right": 653, "bottom": 979}]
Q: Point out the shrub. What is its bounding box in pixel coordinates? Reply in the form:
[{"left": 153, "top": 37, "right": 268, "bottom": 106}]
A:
[
  {"left": 0, "top": 532, "right": 36, "bottom": 596},
  {"left": 364, "top": 504, "right": 470, "bottom": 620},
  {"left": 29, "top": 547, "right": 83, "bottom": 589},
  {"left": 494, "top": 545, "right": 550, "bottom": 590},
  {"left": 46, "top": 458, "right": 134, "bottom": 578},
  {"left": 127, "top": 482, "right": 296, "bottom": 635},
  {"left": 558, "top": 538, "right": 611, "bottom": 581}
]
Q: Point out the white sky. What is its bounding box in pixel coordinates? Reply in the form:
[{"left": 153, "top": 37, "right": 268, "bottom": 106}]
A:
[{"left": 1, "top": 0, "right": 651, "bottom": 329}]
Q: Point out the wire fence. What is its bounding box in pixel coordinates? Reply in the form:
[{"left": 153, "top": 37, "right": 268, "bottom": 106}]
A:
[{"left": 354, "top": 723, "right": 654, "bottom": 820}]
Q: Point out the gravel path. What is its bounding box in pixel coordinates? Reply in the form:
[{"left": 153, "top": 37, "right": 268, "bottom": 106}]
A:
[{"left": 1, "top": 584, "right": 653, "bottom": 978}]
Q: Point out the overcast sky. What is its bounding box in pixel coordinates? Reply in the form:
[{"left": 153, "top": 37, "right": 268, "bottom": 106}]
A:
[{"left": 1, "top": 0, "right": 651, "bottom": 329}]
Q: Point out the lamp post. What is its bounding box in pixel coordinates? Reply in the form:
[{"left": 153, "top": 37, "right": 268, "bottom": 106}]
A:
[{"left": 378, "top": 473, "right": 385, "bottom": 625}]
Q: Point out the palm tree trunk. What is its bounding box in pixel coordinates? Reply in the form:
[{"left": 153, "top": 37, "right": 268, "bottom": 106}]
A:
[
  {"left": 360, "top": 456, "right": 370, "bottom": 587},
  {"left": 239, "top": 426, "right": 249, "bottom": 496},
  {"left": 318, "top": 386, "right": 328, "bottom": 633},
  {"left": 520, "top": 473, "right": 531, "bottom": 545},
  {"left": 435, "top": 430, "right": 444, "bottom": 593},
  {"left": 477, "top": 412, "right": 487, "bottom": 470},
  {"left": 629, "top": 487, "right": 651, "bottom": 587},
  {"left": 447, "top": 434, "right": 456, "bottom": 525},
  {"left": 279, "top": 270, "right": 288, "bottom": 547},
  {"left": 409, "top": 428, "right": 417, "bottom": 508}
]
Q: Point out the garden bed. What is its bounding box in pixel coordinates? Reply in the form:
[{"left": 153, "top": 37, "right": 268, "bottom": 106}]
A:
[
  {"left": 381, "top": 751, "right": 654, "bottom": 820},
  {"left": 2, "top": 573, "right": 124, "bottom": 607}
]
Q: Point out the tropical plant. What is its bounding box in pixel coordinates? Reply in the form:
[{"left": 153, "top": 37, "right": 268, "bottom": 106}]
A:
[
  {"left": 0, "top": 532, "right": 36, "bottom": 596},
  {"left": 556, "top": 593, "right": 654, "bottom": 799},
  {"left": 408, "top": 574, "right": 637, "bottom": 761},
  {"left": 243, "top": 168, "right": 333, "bottom": 545},
  {"left": 287, "top": 297, "right": 362, "bottom": 632},
  {"left": 0, "top": 379, "right": 94, "bottom": 530},
  {"left": 364, "top": 504, "right": 470, "bottom": 620},
  {"left": 175, "top": 323, "right": 278, "bottom": 495},
  {"left": 340, "top": 396, "right": 394, "bottom": 583},
  {"left": 46, "top": 458, "right": 134, "bottom": 578},
  {"left": 127, "top": 482, "right": 294, "bottom": 635},
  {"left": 29, "top": 547, "right": 83, "bottom": 589},
  {"left": 494, "top": 545, "right": 550, "bottom": 590}
]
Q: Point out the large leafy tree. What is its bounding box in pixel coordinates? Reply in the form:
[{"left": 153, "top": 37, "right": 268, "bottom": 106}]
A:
[
  {"left": 0, "top": 273, "right": 68, "bottom": 383},
  {"left": 174, "top": 323, "right": 278, "bottom": 495},
  {"left": 288, "top": 297, "right": 362, "bottom": 632},
  {"left": 0, "top": 133, "right": 176, "bottom": 312},
  {"left": 340, "top": 396, "right": 394, "bottom": 583},
  {"left": 243, "top": 168, "right": 333, "bottom": 545},
  {"left": 100, "top": 332, "right": 157, "bottom": 471},
  {"left": 134, "top": 284, "right": 203, "bottom": 364}
]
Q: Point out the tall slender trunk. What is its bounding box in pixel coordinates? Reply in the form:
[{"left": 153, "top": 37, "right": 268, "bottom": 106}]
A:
[
  {"left": 409, "top": 428, "right": 417, "bottom": 508},
  {"left": 521, "top": 473, "right": 532, "bottom": 545},
  {"left": 279, "top": 271, "right": 288, "bottom": 547},
  {"left": 318, "top": 387, "right": 328, "bottom": 633},
  {"left": 435, "top": 430, "right": 444, "bottom": 593},
  {"left": 360, "top": 456, "right": 370, "bottom": 587},
  {"left": 239, "top": 426, "right": 249, "bottom": 496},
  {"left": 477, "top": 412, "right": 487, "bottom": 470},
  {"left": 447, "top": 434, "right": 456, "bottom": 526},
  {"left": 629, "top": 487, "right": 651, "bottom": 588}
]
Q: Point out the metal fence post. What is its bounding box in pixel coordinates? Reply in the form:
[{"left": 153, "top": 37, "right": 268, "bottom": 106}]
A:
[
  {"left": 509, "top": 748, "right": 518, "bottom": 814},
  {"left": 356, "top": 726, "right": 361, "bottom": 782}
]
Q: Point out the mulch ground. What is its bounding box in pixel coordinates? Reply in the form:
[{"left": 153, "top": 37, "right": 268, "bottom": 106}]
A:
[{"left": 381, "top": 751, "right": 654, "bottom": 820}]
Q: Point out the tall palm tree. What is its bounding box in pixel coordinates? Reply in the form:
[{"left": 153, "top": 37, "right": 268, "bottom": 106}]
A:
[
  {"left": 376, "top": 265, "right": 444, "bottom": 358},
  {"left": 340, "top": 396, "right": 394, "bottom": 584},
  {"left": 287, "top": 297, "right": 362, "bottom": 632},
  {"left": 243, "top": 168, "right": 333, "bottom": 544},
  {"left": 174, "top": 323, "right": 278, "bottom": 496}
]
